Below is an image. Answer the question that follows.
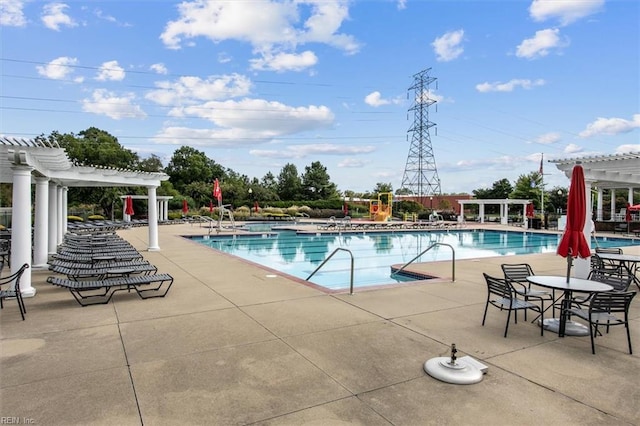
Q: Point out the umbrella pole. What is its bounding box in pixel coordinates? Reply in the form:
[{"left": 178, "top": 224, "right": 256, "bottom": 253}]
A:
[{"left": 565, "top": 256, "right": 573, "bottom": 283}]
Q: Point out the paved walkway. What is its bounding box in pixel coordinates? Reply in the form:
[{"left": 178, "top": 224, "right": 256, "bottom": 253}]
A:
[{"left": 1, "top": 223, "right": 639, "bottom": 425}]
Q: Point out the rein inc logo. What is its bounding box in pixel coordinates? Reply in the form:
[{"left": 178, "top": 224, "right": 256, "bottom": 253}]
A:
[{"left": 0, "top": 418, "right": 34, "bottom": 424}]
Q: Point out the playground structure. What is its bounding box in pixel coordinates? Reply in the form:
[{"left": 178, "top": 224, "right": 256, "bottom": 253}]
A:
[{"left": 370, "top": 192, "right": 393, "bottom": 221}]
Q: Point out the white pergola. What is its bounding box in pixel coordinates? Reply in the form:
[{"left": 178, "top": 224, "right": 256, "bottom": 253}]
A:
[
  {"left": 0, "top": 137, "right": 169, "bottom": 297},
  {"left": 550, "top": 152, "right": 640, "bottom": 222},
  {"left": 549, "top": 152, "right": 640, "bottom": 278},
  {"left": 456, "top": 199, "right": 533, "bottom": 227}
]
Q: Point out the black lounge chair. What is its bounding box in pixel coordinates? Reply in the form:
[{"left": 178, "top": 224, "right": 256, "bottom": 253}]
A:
[
  {"left": 47, "top": 273, "right": 174, "bottom": 306},
  {"left": 50, "top": 262, "right": 158, "bottom": 280}
]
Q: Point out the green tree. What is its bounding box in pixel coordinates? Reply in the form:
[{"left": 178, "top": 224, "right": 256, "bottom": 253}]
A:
[
  {"left": 512, "top": 172, "right": 544, "bottom": 209},
  {"left": 373, "top": 182, "right": 393, "bottom": 194},
  {"left": 301, "top": 161, "right": 338, "bottom": 200},
  {"left": 138, "top": 154, "right": 164, "bottom": 172},
  {"left": 164, "top": 146, "right": 225, "bottom": 193},
  {"left": 277, "top": 163, "right": 302, "bottom": 200},
  {"left": 472, "top": 178, "right": 513, "bottom": 199}
]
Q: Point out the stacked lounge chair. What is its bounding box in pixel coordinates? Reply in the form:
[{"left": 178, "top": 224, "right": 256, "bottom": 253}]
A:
[{"left": 47, "top": 232, "right": 173, "bottom": 306}]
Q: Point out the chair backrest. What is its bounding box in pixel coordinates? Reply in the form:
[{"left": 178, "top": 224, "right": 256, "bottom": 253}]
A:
[
  {"left": 595, "top": 247, "right": 623, "bottom": 255},
  {"left": 0, "top": 263, "right": 29, "bottom": 291},
  {"left": 590, "top": 291, "right": 636, "bottom": 315},
  {"left": 501, "top": 263, "right": 534, "bottom": 283},
  {"left": 484, "top": 273, "right": 515, "bottom": 299},
  {"left": 588, "top": 269, "right": 634, "bottom": 292},
  {"left": 590, "top": 254, "right": 603, "bottom": 270}
]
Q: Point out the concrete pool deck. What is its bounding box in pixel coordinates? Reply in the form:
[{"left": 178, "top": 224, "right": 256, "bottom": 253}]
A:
[{"left": 1, "top": 222, "right": 639, "bottom": 425}]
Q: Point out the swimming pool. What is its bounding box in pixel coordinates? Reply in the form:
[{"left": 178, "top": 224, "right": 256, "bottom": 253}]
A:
[{"left": 191, "top": 229, "right": 638, "bottom": 291}]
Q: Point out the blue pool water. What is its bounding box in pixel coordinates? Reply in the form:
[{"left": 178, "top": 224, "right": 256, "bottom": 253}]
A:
[{"left": 191, "top": 229, "right": 638, "bottom": 291}]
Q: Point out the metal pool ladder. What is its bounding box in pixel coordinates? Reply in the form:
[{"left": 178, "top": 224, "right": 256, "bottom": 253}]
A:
[
  {"left": 306, "top": 248, "right": 355, "bottom": 295},
  {"left": 391, "top": 243, "right": 456, "bottom": 282}
]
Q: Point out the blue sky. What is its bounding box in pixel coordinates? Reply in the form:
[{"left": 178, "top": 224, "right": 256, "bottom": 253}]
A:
[{"left": 1, "top": 0, "right": 638, "bottom": 194}]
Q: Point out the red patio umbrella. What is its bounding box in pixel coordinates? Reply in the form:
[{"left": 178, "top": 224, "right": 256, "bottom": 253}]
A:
[
  {"left": 209, "top": 201, "right": 214, "bottom": 213},
  {"left": 629, "top": 203, "right": 640, "bottom": 211},
  {"left": 254, "top": 201, "right": 259, "bottom": 213},
  {"left": 557, "top": 164, "right": 591, "bottom": 282},
  {"left": 526, "top": 203, "right": 534, "bottom": 218},
  {"left": 213, "top": 179, "right": 222, "bottom": 205},
  {"left": 182, "top": 199, "right": 188, "bottom": 215},
  {"left": 125, "top": 196, "right": 134, "bottom": 216}
]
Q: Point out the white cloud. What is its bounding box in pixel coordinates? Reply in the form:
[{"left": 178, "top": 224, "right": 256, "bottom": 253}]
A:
[
  {"left": 364, "top": 91, "right": 389, "bottom": 107},
  {"left": 476, "top": 79, "right": 545, "bottom": 92},
  {"left": 160, "top": 1, "right": 359, "bottom": 69},
  {"left": 1, "top": 0, "right": 27, "bottom": 26},
  {"left": 41, "top": 3, "right": 77, "bottom": 31},
  {"left": 338, "top": 158, "right": 370, "bottom": 167},
  {"left": 516, "top": 28, "right": 568, "bottom": 59},
  {"left": 615, "top": 144, "right": 640, "bottom": 153},
  {"left": 534, "top": 132, "right": 561, "bottom": 144},
  {"left": 82, "top": 89, "right": 147, "bottom": 120},
  {"left": 529, "top": 0, "right": 604, "bottom": 26},
  {"left": 218, "top": 52, "right": 232, "bottom": 63},
  {"left": 146, "top": 74, "right": 252, "bottom": 106},
  {"left": 153, "top": 98, "right": 335, "bottom": 146},
  {"left": 432, "top": 29, "right": 464, "bottom": 62},
  {"left": 564, "top": 143, "right": 582, "bottom": 154},
  {"left": 397, "top": 0, "right": 407, "bottom": 10},
  {"left": 150, "top": 63, "right": 168, "bottom": 75},
  {"left": 579, "top": 114, "right": 640, "bottom": 138},
  {"left": 250, "top": 50, "right": 318, "bottom": 72},
  {"left": 36, "top": 56, "right": 83, "bottom": 81},
  {"left": 95, "top": 60, "right": 126, "bottom": 81},
  {"left": 177, "top": 98, "right": 334, "bottom": 131},
  {"left": 251, "top": 144, "right": 375, "bottom": 159}
]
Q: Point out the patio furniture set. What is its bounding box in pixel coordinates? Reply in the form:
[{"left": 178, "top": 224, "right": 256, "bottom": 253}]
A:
[{"left": 482, "top": 250, "right": 637, "bottom": 354}]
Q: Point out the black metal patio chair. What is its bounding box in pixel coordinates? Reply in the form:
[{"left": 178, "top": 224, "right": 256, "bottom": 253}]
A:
[
  {"left": 482, "top": 273, "right": 544, "bottom": 338},
  {"left": 0, "top": 263, "right": 30, "bottom": 320}
]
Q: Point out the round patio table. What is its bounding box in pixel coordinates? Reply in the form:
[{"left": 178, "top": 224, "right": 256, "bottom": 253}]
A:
[
  {"left": 595, "top": 252, "right": 640, "bottom": 289},
  {"left": 526, "top": 275, "right": 613, "bottom": 337}
]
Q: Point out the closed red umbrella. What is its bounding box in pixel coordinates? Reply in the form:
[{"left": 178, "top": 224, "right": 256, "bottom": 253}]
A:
[
  {"left": 213, "top": 179, "right": 222, "bottom": 205},
  {"left": 557, "top": 164, "right": 590, "bottom": 282},
  {"left": 125, "top": 196, "right": 134, "bottom": 216},
  {"left": 209, "top": 201, "right": 214, "bottom": 213},
  {"left": 526, "top": 203, "right": 534, "bottom": 218},
  {"left": 182, "top": 199, "right": 188, "bottom": 215}
]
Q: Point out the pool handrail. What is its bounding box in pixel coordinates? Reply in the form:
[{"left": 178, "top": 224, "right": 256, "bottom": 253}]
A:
[
  {"left": 391, "top": 243, "right": 456, "bottom": 282},
  {"left": 306, "top": 248, "right": 355, "bottom": 295}
]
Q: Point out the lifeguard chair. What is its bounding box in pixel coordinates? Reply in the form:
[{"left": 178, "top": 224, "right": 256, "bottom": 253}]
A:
[{"left": 370, "top": 192, "right": 393, "bottom": 221}]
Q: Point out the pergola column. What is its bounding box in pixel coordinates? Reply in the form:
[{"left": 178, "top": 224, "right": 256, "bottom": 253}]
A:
[
  {"left": 48, "top": 182, "right": 58, "bottom": 254},
  {"left": 147, "top": 186, "right": 160, "bottom": 251},
  {"left": 628, "top": 187, "right": 634, "bottom": 205},
  {"left": 33, "top": 176, "right": 49, "bottom": 268},
  {"left": 610, "top": 189, "right": 616, "bottom": 220},
  {"left": 62, "top": 187, "right": 68, "bottom": 234},
  {"left": 596, "top": 187, "right": 603, "bottom": 222},
  {"left": 11, "top": 165, "right": 35, "bottom": 297},
  {"left": 478, "top": 204, "right": 485, "bottom": 223},
  {"left": 56, "top": 186, "right": 64, "bottom": 245}
]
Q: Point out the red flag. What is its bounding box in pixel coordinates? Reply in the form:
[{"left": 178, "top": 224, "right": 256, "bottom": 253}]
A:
[{"left": 213, "top": 179, "right": 222, "bottom": 203}]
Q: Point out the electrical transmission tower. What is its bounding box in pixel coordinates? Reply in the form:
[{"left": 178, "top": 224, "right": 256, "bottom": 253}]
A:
[{"left": 401, "top": 68, "right": 441, "bottom": 205}]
